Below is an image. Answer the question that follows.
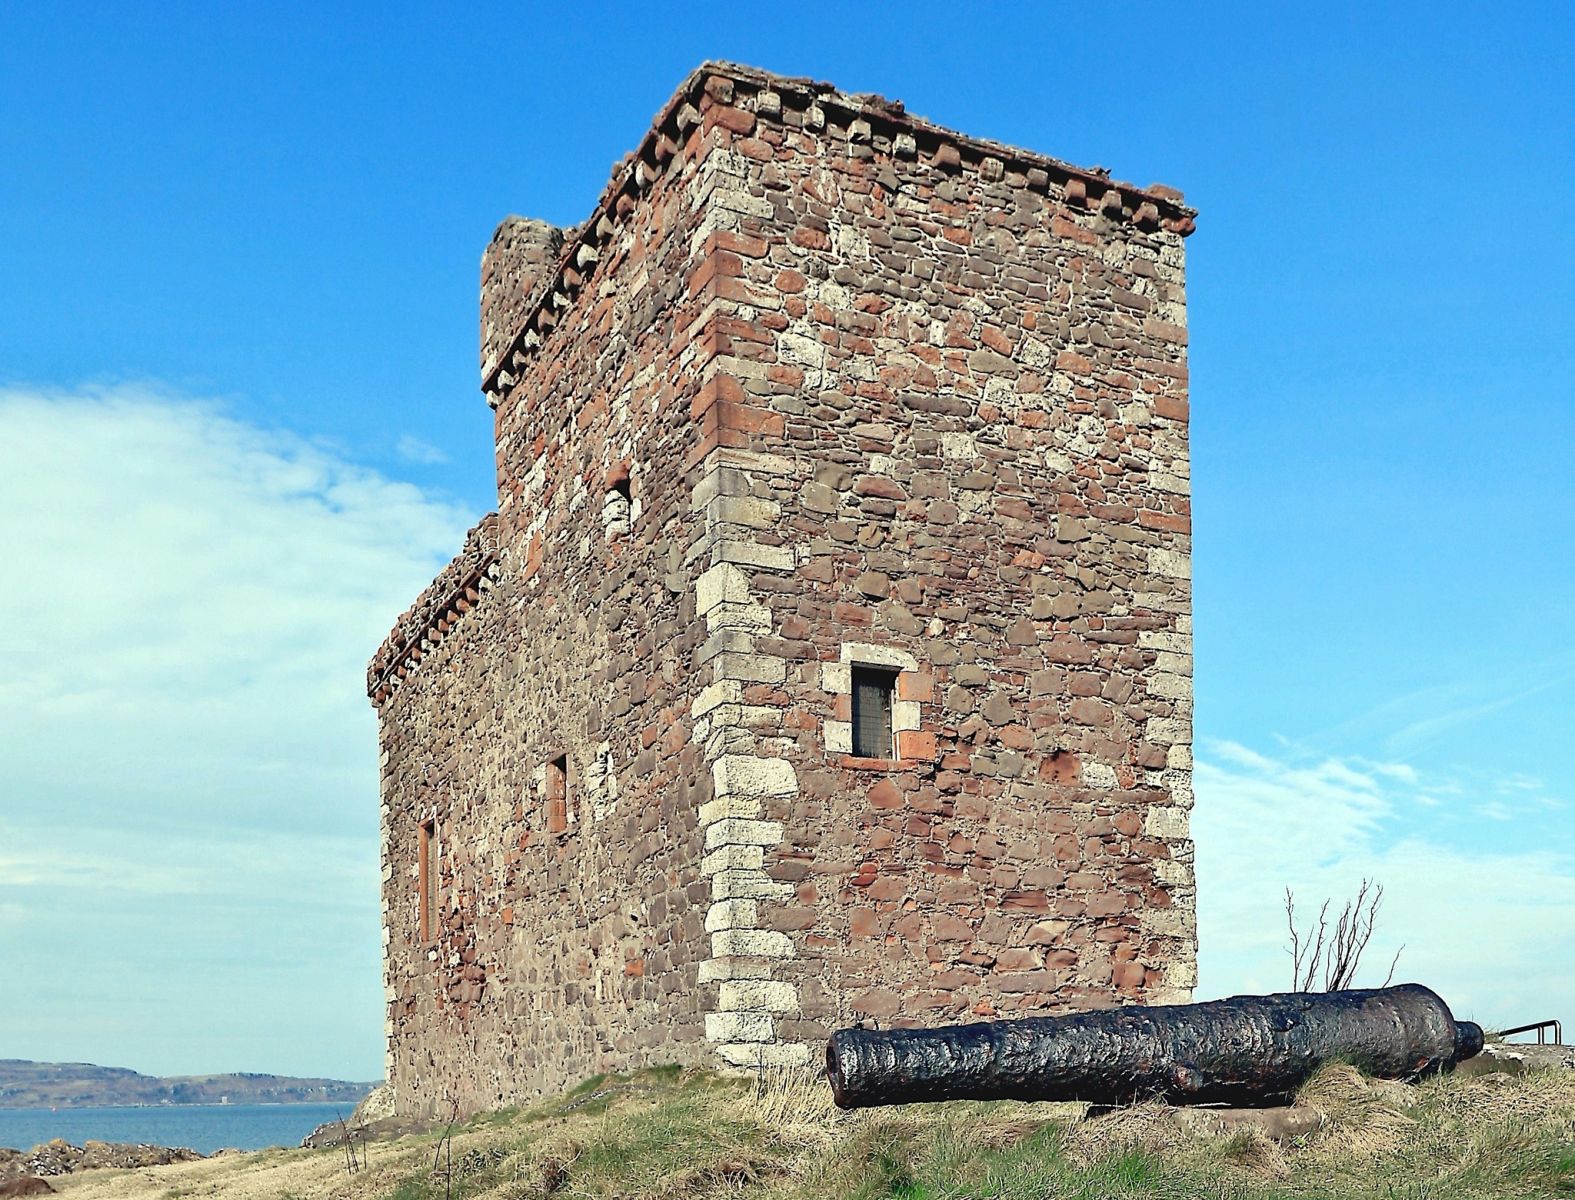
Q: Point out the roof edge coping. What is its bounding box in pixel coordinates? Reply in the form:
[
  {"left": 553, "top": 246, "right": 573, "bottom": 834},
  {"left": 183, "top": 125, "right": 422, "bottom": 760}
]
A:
[{"left": 482, "top": 60, "right": 1197, "bottom": 404}]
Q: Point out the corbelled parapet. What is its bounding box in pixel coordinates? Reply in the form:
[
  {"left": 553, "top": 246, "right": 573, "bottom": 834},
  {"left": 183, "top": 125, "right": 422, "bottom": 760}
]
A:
[
  {"left": 480, "top": 217, "right": 564, "bottom": 386},
  {"left": 477, "top": 60, "right": 1197, "bottom": 408},
  {"left": 367, "top": 514, "right": 502, "bottom": 708}
]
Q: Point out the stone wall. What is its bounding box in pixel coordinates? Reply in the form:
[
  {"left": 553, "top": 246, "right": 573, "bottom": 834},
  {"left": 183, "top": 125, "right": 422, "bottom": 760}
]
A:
[
  {"left": 373, "top": 95, "right": 737, "bottom": 1113},
  {"left": 673, "top": 67, "right": 1197, "bottom": 1067},
  {"left": 372, "top": 61, "right": 1196, "bottom": 1114}
]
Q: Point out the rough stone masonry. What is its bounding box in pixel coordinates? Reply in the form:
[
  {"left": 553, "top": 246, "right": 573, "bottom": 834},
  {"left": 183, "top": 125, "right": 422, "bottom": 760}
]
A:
[{"left": 369, "top": 61, "right": 1198, "bottom": 1117}]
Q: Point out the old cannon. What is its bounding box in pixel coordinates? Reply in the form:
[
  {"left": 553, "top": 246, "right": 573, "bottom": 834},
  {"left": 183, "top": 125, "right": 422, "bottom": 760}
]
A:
[{"left": 826, "top": 983, "right": 1483, "bottom": 1109}]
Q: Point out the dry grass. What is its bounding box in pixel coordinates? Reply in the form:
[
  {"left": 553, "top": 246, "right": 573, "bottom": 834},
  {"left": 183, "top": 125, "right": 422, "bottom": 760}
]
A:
[{"left": 44, "top": 1061, "right": 1575, "bottom": 1200}]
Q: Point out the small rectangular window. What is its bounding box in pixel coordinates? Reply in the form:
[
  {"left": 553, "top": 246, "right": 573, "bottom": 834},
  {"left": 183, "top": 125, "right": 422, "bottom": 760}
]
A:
[
  {"left": 418, "top": 818, "right": 439, "bottom": 942},
  {"left": 546, "top": 754, "right": 570, "bottom": 834},
  {"left": 851, "top": 665, "right": 898, "bottom": 759}
]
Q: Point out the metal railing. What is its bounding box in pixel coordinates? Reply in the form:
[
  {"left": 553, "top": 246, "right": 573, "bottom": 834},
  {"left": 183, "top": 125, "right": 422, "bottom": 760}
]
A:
[{"left": 1497, "top": 1019, "right": 1563, "bottom": 1045}]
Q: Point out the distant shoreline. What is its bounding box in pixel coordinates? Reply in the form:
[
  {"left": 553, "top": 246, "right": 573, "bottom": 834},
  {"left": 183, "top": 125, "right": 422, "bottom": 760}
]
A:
[
  {"left": 0, "top": 1059, "right": 377, "bottom": 1112},
  {"left": 0, "top": 1099, "right": 367, "bottom": 1111}
]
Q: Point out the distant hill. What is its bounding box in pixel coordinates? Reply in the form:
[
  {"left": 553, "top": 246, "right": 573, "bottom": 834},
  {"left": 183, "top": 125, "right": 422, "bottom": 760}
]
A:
[{"left": 0, "top": 1059, "right": 379, "bottom": 1108}]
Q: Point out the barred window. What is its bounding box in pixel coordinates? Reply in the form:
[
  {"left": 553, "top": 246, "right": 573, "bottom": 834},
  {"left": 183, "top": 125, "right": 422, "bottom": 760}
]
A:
[{"left": 851, "top": 665, "right": 898, "bottom": 759}]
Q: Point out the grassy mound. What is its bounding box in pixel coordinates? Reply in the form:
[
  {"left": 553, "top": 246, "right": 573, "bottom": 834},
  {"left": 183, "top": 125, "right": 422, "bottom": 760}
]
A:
[{"left": 51, "top": 1061, "right": 1575, "bottom": 1199}]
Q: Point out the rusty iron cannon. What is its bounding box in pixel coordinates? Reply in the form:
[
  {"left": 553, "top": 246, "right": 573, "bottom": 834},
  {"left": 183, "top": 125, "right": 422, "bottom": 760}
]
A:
[{"left": 826, "top": 984, "right": 1484, "bottom": 1109}]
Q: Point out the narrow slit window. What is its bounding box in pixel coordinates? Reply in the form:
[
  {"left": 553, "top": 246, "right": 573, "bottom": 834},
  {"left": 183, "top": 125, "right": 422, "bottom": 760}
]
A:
[
  {"left": 851, "top": 665, "right": 898, "bottom": 759},
  {"left": 603, "top": 475, "right": 633, "bottom": 539},
  {"left": 546, "top": 754, "right": 570, "bottom": 834},
  {"left": 418, "top": 818, "right": 439, "bottom": 942}
]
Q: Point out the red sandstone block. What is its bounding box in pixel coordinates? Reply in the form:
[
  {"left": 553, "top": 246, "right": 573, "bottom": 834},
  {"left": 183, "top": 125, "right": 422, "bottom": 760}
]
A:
[
  {"left": 714, "top": 276, "right": 777, "bottom": 306},
  {"left": 706, "top": 105, "right": 756, "bottom": 135},
  {"left": 896, "top": 671, "right": 933, "bottom": 702},
  {"left": 714, "top": 230, "right": 768, "bottom": 258},
  {"left": 849, "top": 907, "right": 878, "bottom": 938},
  {"left": 898, "top": 730, "right": 938, "bottom": 761},
  {"left": 1138, "top": 509, "right": 1191, "bottom": 534},
  {"left": 1114, "top": 811, "right": 1144, "bottom": 838},
  {"left": 868, "top": 779, "right": 902, "bottom": 809},
  {"left": 714, "top": 316, "right": 773, "bottom": 346},
  {"left": 1113, "top": 961, "right": 1146, "bottom": 994},
  {"left": 687, "top": 249, "right": 743, "bottom": 294},
  {"left": 1086, "top": 891, "right": 1128, "bottom": 918},
  {"left": 1155, "top": 395, "right": 1189, "bottom": 422},
  {"left": 996, "top": 497, "right": 1033, "bottom": 522},
  {"left": 1051, "top": 214, "right": 1098, "bottom": 245},
  {"left": 688, "top": 373, "right": 744, "bottom": 421},
  {"left": 714, "top": 401, "right": 784, "bottom": 437},
  {"left": 929, "top": 914, "right": 975, "bottom": 942},
  {"left": 999, "top": 725, "right": 1034, "bottom": 751},
  {"left": 1133, "top": 743, "right": 1167, "bottom": 770},
  {"left": 832, "top": 602, "right": 872, "bottom": 627},
  {"left": 790, "top": 225, "right": 831, "bottom": 251},
  {"left": 852, "top": 989, "right": 903, "bottom": 1018},
  {"left": 1039, "top": 750, "right": 1080, "bottom": 784},
  {"left": 979, "top": 325, "right": 1014, "bottom": 354},
  {"left": 1000, "top": 891, "right": 1050, "bottom": 912},
  {"left": 853, "top": 475, "right": 906, "bottom": 500},
  {"left": 1143, "top": 317, "right": 1188, "bottom": 345}
]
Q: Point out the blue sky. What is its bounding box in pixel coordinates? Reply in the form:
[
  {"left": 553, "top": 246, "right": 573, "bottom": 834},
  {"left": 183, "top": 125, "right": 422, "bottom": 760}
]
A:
[{"left": 1, "top": 3, "right": 1570, "bottom": 1080}]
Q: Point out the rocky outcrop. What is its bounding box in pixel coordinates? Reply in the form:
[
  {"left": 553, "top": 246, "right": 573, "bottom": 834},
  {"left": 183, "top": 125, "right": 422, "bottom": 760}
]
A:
[
  {"left": 299, "top": 1114, "right": 435, "bottom": 1150},
  {"left": 0, "top": 1177, "right": 54, "bottom": 1197},
  {"left": 0, "top": 1139, "right": 203, "bottom": 1183},
  {"left": 1458, "top": 1042, "right": 1575, "bottom": 1076},
  {"left": 351, "top": 1081, "right": 396, "bottom": 1124}
]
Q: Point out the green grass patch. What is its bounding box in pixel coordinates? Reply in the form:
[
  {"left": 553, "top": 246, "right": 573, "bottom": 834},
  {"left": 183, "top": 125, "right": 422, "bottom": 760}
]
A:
[{"left": 364, "top": 1062, "right": 1575, "bottom": 1200}]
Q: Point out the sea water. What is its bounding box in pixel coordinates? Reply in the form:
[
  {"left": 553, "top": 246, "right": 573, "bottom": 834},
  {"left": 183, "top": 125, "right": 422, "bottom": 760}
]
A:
[{"left": 0, "top": 1101, "right": 351, "bottom": 1155}]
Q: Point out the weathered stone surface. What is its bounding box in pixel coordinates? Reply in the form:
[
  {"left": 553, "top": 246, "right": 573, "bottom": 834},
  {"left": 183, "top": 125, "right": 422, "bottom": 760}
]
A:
[{"left": 372, "top": 60, "right": 1196, "bottom": 1119}]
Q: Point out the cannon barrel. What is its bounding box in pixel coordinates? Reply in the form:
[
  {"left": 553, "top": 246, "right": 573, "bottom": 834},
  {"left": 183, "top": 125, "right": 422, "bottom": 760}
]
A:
[{"left": 826, "top": 983, "right": 1484, "bottom": 1109}]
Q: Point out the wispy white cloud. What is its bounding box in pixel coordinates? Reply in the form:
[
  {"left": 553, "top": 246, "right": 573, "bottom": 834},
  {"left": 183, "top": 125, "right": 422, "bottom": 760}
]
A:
[
  {"left": 1195, "top": 740, "right": 1575, "bottom": 1030},
  {"left": 1383, "top": 676, "right": 1567, "bottom": 756},
  {"left": 395, "top": 433, "right": 449, "bottom": 465},
  {"left": 0, "top": 383, "right": 476, "bottom": 1077},
  {"left": 1300, "top": 666, "right": 1575, "bottom": 762},
  {"left": 0, "top": 823, "right": 370, "bottom": 897}
]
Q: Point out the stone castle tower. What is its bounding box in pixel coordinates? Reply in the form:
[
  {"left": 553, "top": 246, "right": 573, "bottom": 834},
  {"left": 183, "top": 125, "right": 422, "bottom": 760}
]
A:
[{"left": 369, "top": 62, "right": 1198, "bottom": 1116}]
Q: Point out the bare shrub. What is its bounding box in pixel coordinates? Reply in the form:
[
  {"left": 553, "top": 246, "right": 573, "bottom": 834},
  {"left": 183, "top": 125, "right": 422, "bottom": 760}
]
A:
[{"left": 1284, "top": 878, "right": 1402, "bottom": 991}]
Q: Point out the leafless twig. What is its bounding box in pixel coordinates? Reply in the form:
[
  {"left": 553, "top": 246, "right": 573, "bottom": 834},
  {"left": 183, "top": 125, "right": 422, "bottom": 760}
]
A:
[
  {"left": 432, "top": 1094, "right": 460, "bottom": 1200},
  {"left": 334, "top": 1106, "right": 359, "bottom": 1175},
  {"left": 1285, "top": 878, "right": 1400, "bottom": 991}
]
